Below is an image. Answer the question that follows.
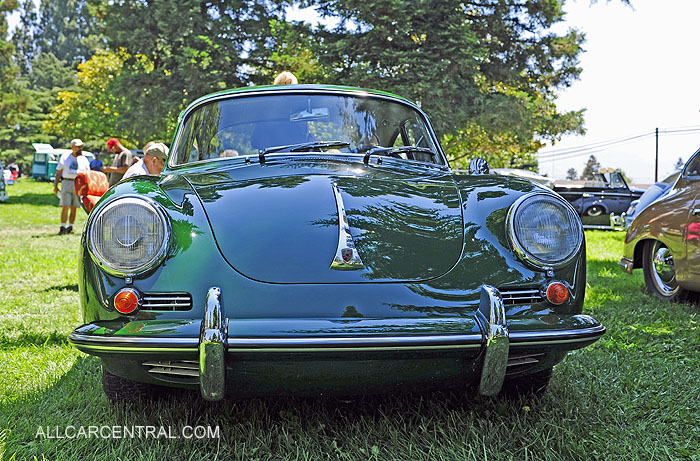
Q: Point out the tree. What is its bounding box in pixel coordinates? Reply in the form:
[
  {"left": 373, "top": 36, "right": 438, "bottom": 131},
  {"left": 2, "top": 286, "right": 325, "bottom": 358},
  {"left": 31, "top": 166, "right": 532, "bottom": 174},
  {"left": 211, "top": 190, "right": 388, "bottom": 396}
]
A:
[
  {"left": 566, "top": 168, "right": 578, "bottom": 180},
  {"left": 34, "top": 0, "right": 101, "bottom": 66},
  {"left": 675, "top": 157, "right": 684, "bottom": 170},
  {"left": 300, "top": 0, "right": 586, "bottom": 169},
  {"left": 0, "top": 0, "right": 30, "bottom": 171},
  {"left": 43, "top": 50, "right": 132, "bottom": 147},
  {"left": 91, "top": 0, "right": 284, "bottom": 143},
  {"left": 581, "top": 155, "right": 601, "bottom": 180}
]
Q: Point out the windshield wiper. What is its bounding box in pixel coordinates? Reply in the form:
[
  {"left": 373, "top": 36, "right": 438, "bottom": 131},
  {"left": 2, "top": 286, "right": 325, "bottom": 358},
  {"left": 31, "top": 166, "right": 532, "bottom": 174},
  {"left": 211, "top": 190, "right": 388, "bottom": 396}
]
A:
[
  {"left": 362, "top": 146, "right": 437, "bottom": 165},
  {"left": 258, "top": 141, "right": 351, "bottom": 163}
]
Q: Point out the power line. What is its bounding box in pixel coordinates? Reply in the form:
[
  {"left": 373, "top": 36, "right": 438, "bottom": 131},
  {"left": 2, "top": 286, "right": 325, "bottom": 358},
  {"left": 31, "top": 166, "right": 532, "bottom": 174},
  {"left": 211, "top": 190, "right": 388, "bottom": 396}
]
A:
[{"left": 537, "top": 127, "right": 700, "bottom": 160}]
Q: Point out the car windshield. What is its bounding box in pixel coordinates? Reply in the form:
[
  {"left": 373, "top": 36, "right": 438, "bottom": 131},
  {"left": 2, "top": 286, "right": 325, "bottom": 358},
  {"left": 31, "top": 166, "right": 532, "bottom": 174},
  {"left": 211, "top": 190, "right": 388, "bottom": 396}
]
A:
[{"left": 171, "top": 93, "right": 442, "bottom": 165}]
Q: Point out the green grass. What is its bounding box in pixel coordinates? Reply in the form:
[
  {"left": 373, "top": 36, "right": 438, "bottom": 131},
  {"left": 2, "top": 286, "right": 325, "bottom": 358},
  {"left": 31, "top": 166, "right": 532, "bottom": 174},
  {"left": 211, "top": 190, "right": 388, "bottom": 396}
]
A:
[{"left": 1, "top": 180, "right": 699, "bottom": 460}]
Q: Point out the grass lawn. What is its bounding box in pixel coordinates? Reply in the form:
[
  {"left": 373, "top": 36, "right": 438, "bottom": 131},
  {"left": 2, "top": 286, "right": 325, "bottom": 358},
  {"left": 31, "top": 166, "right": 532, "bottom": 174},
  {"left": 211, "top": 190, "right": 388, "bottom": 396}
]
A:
[{"left": 1, "top": 179, "right": 699, "bottom": 460}]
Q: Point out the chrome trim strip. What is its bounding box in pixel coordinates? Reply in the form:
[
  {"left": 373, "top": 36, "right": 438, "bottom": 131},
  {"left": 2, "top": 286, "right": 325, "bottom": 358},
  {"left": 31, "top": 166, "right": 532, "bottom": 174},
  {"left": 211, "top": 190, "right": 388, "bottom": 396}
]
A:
[
  {"left": 509, "top": 324, "right": 606, "bottom": 345},
  {"left": 69, "top": 333, "right": 198, "bottom": 347},
  {"left": 329, "top": 182, "right": 364, "bottom": 270},
  {"left": 199, "top": 287, "right": 226, "bottom": 401},
  {"left": 477, "top": 285, "right": 509, "bottom": 396},
  {"left": 506, "top": 192, "right": 584, "bottom": 270},
  {"left": 226, "top": 334, "right": 483, "bottom": 348}
]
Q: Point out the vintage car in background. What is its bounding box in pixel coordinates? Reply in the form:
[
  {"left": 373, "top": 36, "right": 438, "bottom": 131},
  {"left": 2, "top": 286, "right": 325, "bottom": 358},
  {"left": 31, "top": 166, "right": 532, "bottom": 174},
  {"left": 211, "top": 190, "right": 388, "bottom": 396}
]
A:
[
  {"left": 68, "top": 85, "right": 604, "bottom": 403},
  {"left": 0, "top": 160, "right": 7, "bottom": 202},
  {"left": 611, "top": 171, "right": 680, "bottom": 229},
  {"left": 32, "top": 143, "right": 95, "bottom": 181},
  {"left": 492, "top": 168, "right": 555, "bottom": 189},
  {"left": 554, "top": 170, "right": 645, "bottom": 229},
  {"left": 620, "top": 147, "right": 700, "bottom": 301}
]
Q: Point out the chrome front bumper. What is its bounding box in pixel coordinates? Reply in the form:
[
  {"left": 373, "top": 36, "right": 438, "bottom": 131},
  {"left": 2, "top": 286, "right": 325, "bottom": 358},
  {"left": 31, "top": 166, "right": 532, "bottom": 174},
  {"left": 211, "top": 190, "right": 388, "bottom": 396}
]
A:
[{"left": 69, "top": 285, "right": 606, "bottom": 401}]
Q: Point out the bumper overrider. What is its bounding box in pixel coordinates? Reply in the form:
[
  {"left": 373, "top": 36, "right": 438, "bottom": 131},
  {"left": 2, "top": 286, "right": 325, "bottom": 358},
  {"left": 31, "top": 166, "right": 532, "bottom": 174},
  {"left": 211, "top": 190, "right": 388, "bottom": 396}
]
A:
[{"left": 69, "top": 285, "right": 606, "bottom": 400}]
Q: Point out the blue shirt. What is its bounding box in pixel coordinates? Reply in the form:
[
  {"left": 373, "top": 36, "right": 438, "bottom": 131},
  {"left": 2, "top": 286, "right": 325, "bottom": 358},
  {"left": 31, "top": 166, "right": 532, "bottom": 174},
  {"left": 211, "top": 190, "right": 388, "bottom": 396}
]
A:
[{"left": 90, "top": 159, "right": 103, "bottom": 171}]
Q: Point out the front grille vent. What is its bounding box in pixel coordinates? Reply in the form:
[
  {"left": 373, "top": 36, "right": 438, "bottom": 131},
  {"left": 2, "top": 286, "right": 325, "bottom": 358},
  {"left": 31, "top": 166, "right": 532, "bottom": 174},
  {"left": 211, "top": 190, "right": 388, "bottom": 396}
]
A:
[
  {"left": 144, "top": 360, "right": 199, "bottom": 382},
  {"left": 499, "top": 288, "right": 544, "bottom": 305},
  {"left": 140, "top": 293, "right": 192, "bottom": 311}
]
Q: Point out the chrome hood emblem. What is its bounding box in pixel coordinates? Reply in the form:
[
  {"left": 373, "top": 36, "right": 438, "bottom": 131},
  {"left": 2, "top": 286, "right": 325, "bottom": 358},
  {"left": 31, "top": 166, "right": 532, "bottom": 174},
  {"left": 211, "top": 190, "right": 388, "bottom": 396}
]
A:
[{"left": 330, "top": 183, "right": 364, "bottom": 270}]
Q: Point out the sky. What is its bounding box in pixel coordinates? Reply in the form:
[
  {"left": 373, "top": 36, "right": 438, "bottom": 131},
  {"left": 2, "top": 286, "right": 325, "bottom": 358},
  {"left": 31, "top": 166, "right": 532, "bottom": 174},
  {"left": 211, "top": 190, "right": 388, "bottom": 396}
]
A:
[
  {"left": 542, "top": 0, "right": 700, "bottom": 183},
  {"left": 8, "top": 1, "right": 700, "bottom": 184}
]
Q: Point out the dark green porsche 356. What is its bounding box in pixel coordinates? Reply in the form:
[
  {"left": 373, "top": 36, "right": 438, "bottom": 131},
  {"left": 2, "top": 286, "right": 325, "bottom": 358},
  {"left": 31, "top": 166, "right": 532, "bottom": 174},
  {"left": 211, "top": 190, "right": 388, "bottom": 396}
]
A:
[{"left": 69, "top": 85, "right": 604, "bottom": 402}]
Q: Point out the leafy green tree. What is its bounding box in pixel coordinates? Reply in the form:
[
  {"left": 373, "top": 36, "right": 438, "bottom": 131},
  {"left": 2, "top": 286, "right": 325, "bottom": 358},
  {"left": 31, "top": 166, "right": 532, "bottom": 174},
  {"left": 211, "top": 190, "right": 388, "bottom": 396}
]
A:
[
  {"left": 43, "top": 50, "right": 130, "bottom": 147},
  {"left": 35, "top": 0, "right": 101, "bottom": 66},
  {"left": 566, "top": 168, "right": 578, "bottom": 180},
  {"left": 298, "top": 0, "right": 585, "bottom": 169},
  {"left": 92, "top": 0, "right": 284, "bottom": 142},
  {"left": 10, "top": 0, "right": 38, "bottom": 75},
  {"left": 0, "top": 0, "right": 29, "bottom": 170},
  {"left": 581, "top": 155, "right": 601, "bottom": 180}
]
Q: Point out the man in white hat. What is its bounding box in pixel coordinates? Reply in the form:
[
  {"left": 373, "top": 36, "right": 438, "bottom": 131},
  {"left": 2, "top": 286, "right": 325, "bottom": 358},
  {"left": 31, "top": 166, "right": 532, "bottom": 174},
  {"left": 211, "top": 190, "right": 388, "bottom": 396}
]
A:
[
  {"left": 122, "top": 142, "right": 168, "bottom": 179},
  {"left": 53, "top": 139, "right": 90, "bottom": 234}
]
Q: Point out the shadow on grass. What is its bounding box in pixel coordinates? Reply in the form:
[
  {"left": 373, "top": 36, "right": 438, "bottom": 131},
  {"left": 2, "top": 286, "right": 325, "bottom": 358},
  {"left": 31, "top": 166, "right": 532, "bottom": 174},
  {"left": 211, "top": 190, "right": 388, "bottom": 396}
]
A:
[
  {"left": 5, "top": 192, "right": 58, "bottom": 207},
  {"left": 0, "top": 331, "right": 68, "bottom": 348},
  {"left": 42, "top": 284, "right": 79, "bottom": 293}
]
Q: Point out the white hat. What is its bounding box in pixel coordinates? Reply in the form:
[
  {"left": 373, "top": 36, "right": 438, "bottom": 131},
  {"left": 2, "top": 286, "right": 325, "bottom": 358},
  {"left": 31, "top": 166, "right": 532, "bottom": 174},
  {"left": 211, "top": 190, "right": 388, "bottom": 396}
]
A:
[{"left": 70, "top": 139, "right": 84, "bottom": 147}]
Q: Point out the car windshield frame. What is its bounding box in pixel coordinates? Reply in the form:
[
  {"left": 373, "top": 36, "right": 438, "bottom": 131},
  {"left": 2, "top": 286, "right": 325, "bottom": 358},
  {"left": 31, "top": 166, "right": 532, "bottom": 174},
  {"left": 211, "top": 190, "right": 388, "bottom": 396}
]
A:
[{"left": 167, "top": 89, "right": 448, "bottom": 169}]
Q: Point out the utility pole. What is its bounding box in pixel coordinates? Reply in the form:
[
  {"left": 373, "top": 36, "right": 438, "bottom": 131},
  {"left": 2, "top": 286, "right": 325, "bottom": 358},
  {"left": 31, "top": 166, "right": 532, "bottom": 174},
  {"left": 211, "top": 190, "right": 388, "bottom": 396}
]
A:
[{"left": 655, "top": 127, "right": 659, "bottom": 182}]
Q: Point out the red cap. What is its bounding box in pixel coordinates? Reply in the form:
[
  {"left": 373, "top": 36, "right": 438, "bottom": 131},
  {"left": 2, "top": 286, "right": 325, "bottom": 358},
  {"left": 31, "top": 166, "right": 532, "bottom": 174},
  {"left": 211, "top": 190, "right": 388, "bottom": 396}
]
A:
[{"left": 107, "top": 138, "right": 119, "bottom": 148}]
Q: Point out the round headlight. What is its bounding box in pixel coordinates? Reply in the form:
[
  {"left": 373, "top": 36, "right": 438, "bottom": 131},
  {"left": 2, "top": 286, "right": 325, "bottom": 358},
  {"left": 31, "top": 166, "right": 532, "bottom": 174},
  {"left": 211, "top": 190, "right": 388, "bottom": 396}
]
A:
[
  {"left": 507, "top": 193, "right": 583, "bottom": 269},
  {"left": 89, "top": 196, "right": 170, "bottom": 275}
]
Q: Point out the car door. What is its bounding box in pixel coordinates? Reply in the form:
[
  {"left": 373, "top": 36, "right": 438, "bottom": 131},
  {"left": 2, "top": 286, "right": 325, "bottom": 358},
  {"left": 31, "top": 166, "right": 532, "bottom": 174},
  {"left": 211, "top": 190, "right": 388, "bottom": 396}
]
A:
[{"left": 683, "top": 151, "right": 700, "bottom": 280}]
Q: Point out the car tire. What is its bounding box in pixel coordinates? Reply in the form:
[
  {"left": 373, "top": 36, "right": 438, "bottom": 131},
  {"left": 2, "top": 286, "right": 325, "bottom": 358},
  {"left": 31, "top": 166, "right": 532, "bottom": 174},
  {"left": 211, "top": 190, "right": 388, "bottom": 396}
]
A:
[
  {"left": 101, "top": 367, "right": 165, "bottom": 403},
  {"left": 642, "top": 240, "right": 691, "bottom": 302},
  {"left": 584, "top": 205, "right": 604, "bottom": 217},
  {"left": 500, "top": 367, "right": 552, "bottom": 397}
]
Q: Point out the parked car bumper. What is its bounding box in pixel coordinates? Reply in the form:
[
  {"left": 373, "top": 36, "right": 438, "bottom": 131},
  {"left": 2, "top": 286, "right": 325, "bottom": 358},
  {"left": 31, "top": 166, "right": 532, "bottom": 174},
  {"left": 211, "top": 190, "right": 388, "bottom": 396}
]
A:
[{"left": 69, "top": 285, "right": 605, "bottom": 400}]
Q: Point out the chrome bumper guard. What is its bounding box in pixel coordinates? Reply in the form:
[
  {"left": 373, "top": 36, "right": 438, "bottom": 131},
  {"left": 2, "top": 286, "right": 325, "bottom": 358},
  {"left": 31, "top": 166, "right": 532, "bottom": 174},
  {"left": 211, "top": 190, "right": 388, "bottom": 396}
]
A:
[
  {"left": 199, "top": 287, "right": 227, "bottom": 401},
  {"left": 476, "top": 285, "right": 509, "bottom": 396},
  {"left": 619, "top": 257, "right": 634, "bottom": 274}
]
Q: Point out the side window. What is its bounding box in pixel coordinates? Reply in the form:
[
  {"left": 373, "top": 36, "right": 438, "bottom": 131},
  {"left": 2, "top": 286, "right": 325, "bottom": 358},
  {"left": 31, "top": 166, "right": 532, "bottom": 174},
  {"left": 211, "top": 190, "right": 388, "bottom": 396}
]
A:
[{"left": 684, "top": 154, "right": 700, "bottom": 177}]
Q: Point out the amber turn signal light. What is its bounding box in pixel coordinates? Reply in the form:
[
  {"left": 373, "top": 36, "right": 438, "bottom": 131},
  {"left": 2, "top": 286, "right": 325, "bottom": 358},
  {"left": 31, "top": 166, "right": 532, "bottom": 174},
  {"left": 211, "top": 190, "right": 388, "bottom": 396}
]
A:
[
  {"left": 114, "top": 289, "right": 140, "bottom": 314},
  {"left": 546, "top": 282, "right": 569, "bottom": 305}
]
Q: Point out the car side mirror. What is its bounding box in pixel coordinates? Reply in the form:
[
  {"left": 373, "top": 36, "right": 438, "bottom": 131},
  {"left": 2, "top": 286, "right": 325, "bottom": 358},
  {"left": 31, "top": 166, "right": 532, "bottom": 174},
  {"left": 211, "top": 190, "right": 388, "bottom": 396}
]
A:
[{"left": 469, "top": 158, "right": 490, "bottom": 175}]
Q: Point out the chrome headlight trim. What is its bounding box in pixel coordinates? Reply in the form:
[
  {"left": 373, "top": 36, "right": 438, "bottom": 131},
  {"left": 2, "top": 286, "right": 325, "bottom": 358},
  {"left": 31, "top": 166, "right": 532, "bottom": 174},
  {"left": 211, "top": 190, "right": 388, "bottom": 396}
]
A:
[
  {"left": 506, "top": 192, "right": 583, "bottom": 270},
  {"left": 87, "top": 195, "right": 171, "bottom": 277}
]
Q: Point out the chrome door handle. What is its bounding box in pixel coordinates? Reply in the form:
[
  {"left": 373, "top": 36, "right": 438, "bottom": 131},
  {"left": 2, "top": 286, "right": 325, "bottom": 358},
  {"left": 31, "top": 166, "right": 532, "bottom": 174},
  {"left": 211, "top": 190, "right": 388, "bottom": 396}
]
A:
[
  {"left": 582, "top": 193, "right": 592, "bottom": 198},
  {"left": 692, "top": 208, "right": 700, "bottom": 217}
]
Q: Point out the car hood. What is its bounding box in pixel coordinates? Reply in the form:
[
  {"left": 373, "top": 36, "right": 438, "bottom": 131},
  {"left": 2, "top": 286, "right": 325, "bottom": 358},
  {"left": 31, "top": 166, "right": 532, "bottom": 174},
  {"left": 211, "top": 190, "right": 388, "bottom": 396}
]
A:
[{"left": 183, "top": 158, "right": 464, "bottom": 283}]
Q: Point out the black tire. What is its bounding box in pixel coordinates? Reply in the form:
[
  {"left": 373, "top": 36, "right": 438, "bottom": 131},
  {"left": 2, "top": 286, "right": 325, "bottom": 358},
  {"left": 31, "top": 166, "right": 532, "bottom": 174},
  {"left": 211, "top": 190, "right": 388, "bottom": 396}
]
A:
[
  {"left": 642, "top": 240, "right": 691, "bottom": 302},
  {"left": 500, "top": 367, "right": 553, "bottom": 398},
  {"left": 101, "top": 367, "right": 163, "bottom": 403},
  {"left": 584, "top": 205, "right": 605, "bottom": 217}
]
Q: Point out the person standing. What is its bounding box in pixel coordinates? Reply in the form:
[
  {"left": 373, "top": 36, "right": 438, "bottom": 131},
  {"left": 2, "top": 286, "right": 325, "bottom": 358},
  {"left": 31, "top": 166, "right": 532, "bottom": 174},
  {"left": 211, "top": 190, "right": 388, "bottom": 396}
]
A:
[
  {"left": 53, "top": 139, "right": 90, "bottom": 235},
  {"left": 122, "top": 142, "right": 168, "bottom": 179},
  {"left": 103, "top": 138, "right": 133, "bottom": 186},
  {"left": 89, "top": 152, "right": 103, "bottom": 171}
]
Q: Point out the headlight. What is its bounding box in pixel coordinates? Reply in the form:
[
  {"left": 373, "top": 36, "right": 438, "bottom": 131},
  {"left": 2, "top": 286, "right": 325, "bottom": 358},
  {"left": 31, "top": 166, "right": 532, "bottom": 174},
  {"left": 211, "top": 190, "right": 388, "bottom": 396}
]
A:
[
  {"left": 88, "top": 196, "right": 170, "bottom": 275},
  {"left": 507, "top": 193, "right": 583, "bottom": 269}
]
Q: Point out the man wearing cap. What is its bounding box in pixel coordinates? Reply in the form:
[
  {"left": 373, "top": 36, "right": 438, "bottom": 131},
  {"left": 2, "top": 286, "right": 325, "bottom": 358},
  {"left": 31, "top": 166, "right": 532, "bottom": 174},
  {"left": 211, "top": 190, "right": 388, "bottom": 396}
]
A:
[
  {"left": 122, "top": 142, "right": 168, "bottom": 179},
  {"left": 53, "top": 139, "right": 90, "bottom": 235},
  {"left": 103, "top": 138, "right": 133, "bottom": 186}
]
